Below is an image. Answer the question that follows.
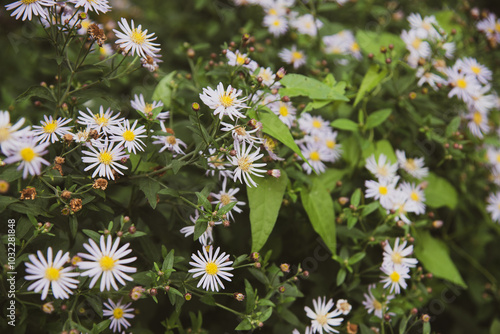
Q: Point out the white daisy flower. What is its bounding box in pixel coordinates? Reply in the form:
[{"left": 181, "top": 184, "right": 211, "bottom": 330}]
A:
[
  {"left": 229, "top": 141, "right": 266, "bottom": 188},
  {"left": 103, "top": 298, "right": 135, "bottom": 333},
  {"left": 255, "top": 67, "right": 277, "bottom": 87},
  {"left": 362, "top": 284, "right": 394, "bottom": 319},
  {"left": 180, "top": 209, "right": 220, "bottom": 246},
  {"left": 300, "top": 143, "right": 331, "bottom": 175},
  {"left": 77, "top": 18, "right": 94, "bottom": 35},
  {"left": 365, "top": 154, "right": 398, "bottom": 182},
  {"left": 279, "top": 45, "right": 307, "bottom": 69},
  {"left": 5, "top": 0, "right": 55, "bottom": 21},
  {"left": 456, "top": 57, "right": 492, "bottom": 85},
  {"left": 269, "top": 101, "right": 296, "bottom": 128},
  {"left": 210, "top": 178, "right": 246, "bottom": 221},
  {"left": 416, "top": 68, "right": 446, "bottom": 90},
  {"left": 387, "top": 190, "right": 412, "bottom": 224},
  {"left": 40, "top": 4, "right": 76, "bottom": 29},
  {"left": 323, "top": 32, "right": 350, "bottom": 56},
  {"left": 407, "top": 13, "right": 441, "bottom": 40},
  {"left": 263, "top": 14, "right": 288, "bottom": 37},
  {"left": 188, "top": 246, "right": 234, "bottom": 292},
  {"left": 81, "top": 138, "right": 128, "bottom": 180},
  {"left": 486, "top": 192, "right": 500, "bottom": 223},
  {"left": 291, "top": 14, "right": 323, "bottom": 37},
  {"left": 401, "top": 29, "right": 431, "bottom": 59},
  {"left": 199, "top": 82, "right": 249, "bottom": 121},
  {"left": 24, "top": 247, "right": 79, "bottom": 300},
  {"left": 151, "top": 122, "right": 187, "bottom": 156},
  {"left": 0, "top": 110, "right": 30, "bottom": 154},
  {"left": 380, "top": 264, "right": 411, "bottom": 294},
  {"left": 141, "top": 54, "right": 163, "bottom": 72},
  {"left": 130, "top": 94, "right": 168, "bottom": 120},
  {"left": 399, "top": 182, "right": 426, "bottom": 214},
  {"left": 3, "top": 135, "right": 50, "bottom": 179},
  {"left": 226, "top": 50, "right": 258, "bottom": 71},
  {"left": 205, "top": 147, "right": 234, "bottom": 180},
  {"left": 32, "top": 115, "right": 72, "bottom": 144},
  {"left": 109, "top": 119, "right": 147, "bottom": 154},
  {"left": 382, "top": 237, "right": 418, "bottom": 268},
  {"left": 304, "top": 296, "right": 344, "bottom": 334},
  {"left": 446, "top": 67, "right": 481, "bottom": 104},
  {"left": 335, "top": 299, "right": 352, "bottom": 315},
  {"left": 70, "top": 0, "right": 110, "bottom": 14},
  {"left": 97, "top": 43, "right": 114, "bottom": 57},
  {"left": 469, "top": 85, "right": 497, "bottom": 114},
  {"left": 476, "top": 13, "right": 500, "bottom": 42},
  {"left": 298, "top": 113, "right": 329, "bottom": 135},
  {"left": 395, "top": 150, "right": 428, "bottom": 179},
  {"left": 365, "top": 177, "right": 399, "bottom": 210},
  {"left": 322, "top": 131, "right": 342, "bottom": 163},
  {"left": 77, "top": 235, "right": 137, "bottom": 291},
  {"left": 220, "top": 122, "right": 262, "bottom": 145},
  {"left": 466, "top": 109, "right": 489, "bottom": 139},
  {"left": 113, "top": 18, "right": 161, "bottom": 58},
  {"left": 77, "top": 106, "right": 123, "bottom": 135}
]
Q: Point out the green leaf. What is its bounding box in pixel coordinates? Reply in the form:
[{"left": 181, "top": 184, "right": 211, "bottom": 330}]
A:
[
  {"left": 316, "top": 168, "right": 346, "bottom": 192},
  {"left": 354, "top": 64, "right": 388, "bottom": 107},
  {"left": 301, "top": 178, "right": 336, "bottom": 255},
  {"left": 423, "top": 321, "right": 431, "bottom": 334},
  {"left": 200, "top": 294, "right": 216, "bottom": 306},
  {"left": 249, "top": 108, "right": 308, "bottom": 163},
  {"left": 16, "top": 85, "right": 54, "bottom": 103},
  {"left": 245, "top": 279, "right": 256, "bottom": 314},
  {"left": 137, "top": 177, "right": 160, "bottom": 209},
  {"left": 348, "top": 252, "right": 366, "bottom": 265},
  {"left": 82, "top": 229, "right": 101, "bottom": 242},
  {"left": 248, "top": 171, "right": 288, "bottom": 252},
  {"left": 279, "top": 74, "right": 349, "bottom": 101},
  {"left": 330, "top": 119, "right": 359, "bottom": 132},
  {"left": 362, "top": 139, "right": 397, "bottom": 164},
  {"left": 0, "top": 196, "right": 18, "bottom": 212},
  {"left": 414, "top": 230, "right": 467, "bottom": 288},
  {"left": 356, "top": 30, "right": 406, "bottom": 64},
  {"left": 84, "top": 295, "right": 103, "bottom": 317},
  {"left": 235, "top": 319, "right": 252, "bottom": 330},
  {"left": 365, "top": 108, "right": 392, "bottom": 129},
  {"left": 194, "top": 219, "right": 207, "bottom": 241},
  {"left": 445, "top": 116, "right": 461, "bottom": 137},
  {"left": 152, "top": 71, "right": 177, "bottom": 107},
  {"left": 195, "top": 191, "right": 212, "bottom": 210},
  {"left": 162, "top": 250, "right": 175, "bottom": 273},
  {"left": 424, "top": 173, "right": 458, "bottom": 209},
  {"left": 350, "top": 188, "right": 362, "bottom": 207},
  {"left": 337, "top": 268, "right": 346, "bottom": 286},
  {"left": 69, "top": 216, "right": 78, "bottom": 239},
  {"left": 490, "top": 319, "right": 500, "bottom": 334}
]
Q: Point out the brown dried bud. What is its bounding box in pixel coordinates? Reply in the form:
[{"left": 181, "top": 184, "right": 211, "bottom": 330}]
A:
[
  {"left": 278, "top": 286, "right": 286, "bottom": 293},
  {"left": 70, "top": 198, "right": 82, "bottom": 213},
  {"left": 368, "top": 53, "right": 374, "bottom": 59},
  {"left": 61, "top": 190, "right": 72, "bottom": 200},
  {"left": 149, "top": 288, "right": 158, "bottom": 296},
  {"left": 63, "top": 133, "right": 73, "bottom": 143},
  {"left": 346, "top": 322, "right": 358, "bottom": 334},
  {"left": 338, "top": 197, "right": 349, "bottom": 205},
  {"left": 89, "top": 129, "right": 99, "bottom": 140},
  {"left": 385, "top": 58, "right": 392, "bottom": 64},
  {"left": 93, "top": 178, "right": 108, "bottom": 190},
  {"left": 116, "top": 231, "right": 123, "bottom": 237},
  {"left": 54, "top": 156, "right": 65, "bottom": 165},
  {"left": 380, "top": 46, "right": 387, "bottom": 53},
  {"left": 88, "top": 23, "right": 106, "bottom": 47},
  {"left": 20, "top": 187, "right": 37, "bottom": 200}
]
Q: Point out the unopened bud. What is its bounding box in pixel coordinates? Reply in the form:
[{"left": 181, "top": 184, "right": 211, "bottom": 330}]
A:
[
  {"left": 234, "top": 292, "right": 245, "bottom": 301},
  {"left": 338, "top": 197, "right": 349, "bottom": 205},
  {"left": 421, "top": 314, "right": 430, "bottom": 322},
  {"left": 432, "top": 220, "right": 443, "bottom": 228},
  {"left": 276, "top": 67, "right": 286, "bottom": 80},
  {"left": 278, "top": 286, "right": 286, "bottom": 293},
  {"left": 267, "top": 169, "right": 281, "bottom": 178},
  {"left": 128, "top": 226, "right": 136, "bottom": 234},
  {"left": 280, "top": 263, "right": 290, "bottom": 273}
]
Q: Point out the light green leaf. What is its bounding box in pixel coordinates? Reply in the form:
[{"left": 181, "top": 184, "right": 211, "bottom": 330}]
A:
[
  {"left": 424, "top": 173, "right": 458, "bottom": 209},
  {"left": 414, "top": 230, "right": 467, "bottom": 288},
  {"left": 354, "top": 64, "right": 388, "bottom": 107},
  {"left": 356, "top": 30, "right": 406, "bottom": 64},
  {"left": 490, "top": 319, "right": 500, "bottom": 334},
  {"left": 362, "top": 139, "right": 397, "bottom": 165},
  {"left": 279, "top": 74, "right": 349, "bottom": 101},
  {"left": 152, "top": 71, "right": 177, "bottom": 107},
  {"left": 301, "top": 178, "right": 336, "bottom": 255},
  {"left": 248, "top": 171, "right": 288, "bottom": 252},
  {"left": 330, "top": 119, "right": 359, "bottom": 132},
  {"left": 365, "top": 108, "right": 392, "bottom": 129}
]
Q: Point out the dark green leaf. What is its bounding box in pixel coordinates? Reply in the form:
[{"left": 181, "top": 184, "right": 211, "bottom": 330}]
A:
[
  {"left": 16, "top": 86, "right": 54, "bottom": 103},
  {"left": 138, "top": 178, "right": 161, "bottom": 209},
  {"left": 337, "top": 268, "right": 346, "bottom": 286}
]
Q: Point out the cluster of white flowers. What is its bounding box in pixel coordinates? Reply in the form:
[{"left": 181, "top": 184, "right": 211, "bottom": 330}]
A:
[
  {"left": 322, "top": 30, "right": 362, "bottom": 61},
  {"left": 476, "top": 12, "right": 500, "bottom": 46},
  {"left": 296, "top": 296, "right": 349, "bottom": 334},
  {"left": 364, "top": 152, "right": 428, "bottom": 224}
]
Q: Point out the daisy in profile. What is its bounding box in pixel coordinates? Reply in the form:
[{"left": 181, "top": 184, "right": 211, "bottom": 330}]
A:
[
  {"left": 300, "top": 143, "right": 330, "bottom": 175},
  {"left": 180, "top": 209, "right": 220, "bottom": 246},
  {"left": 466, "top": 109, "right": 489, "bottom": 139},
  {"left": 103, "top": 299, "right": 135, "bottom": 333},
  {"left": 220, "top": 122, "right": 262, "bottom": 145},
  {"left": 5, "top": 0, "right": 55, "bottom": 21},
  {"left": 416, "top": 68, "right": 446, "bottom": 90},
  {"left": 229, "top": 141, "right": 266, "bottom": 187},
  {"left": 188, "top": 246, "right": 234, "bottom": 292},
  {"left": 77, "top": 106, "right": 123, "bottom": 135},
  {"left": 380, "top": 264, "right": 410, "bottom": 294},
  {"left": 270, "top": 101, "right": 296, "bottom": 128},
  {"left": 365, "top": 154, "right": 398, "bottom": 182},
  {"left": 365, "top": 177, "right": 399, "bottom": 210},
  {"left": 130, "top": 94, "right": 168, "bottom": 120},
  {"left": 151, "top": 122, "right": 187, "bottom": 156},
  {"left": 141, "top": 54, "right": 163, "bottom": 72},
  {"left": 109, "top": 119, "right": 147, "bottom": 154},
  {"left": 199, "top": 83, "right": 249, "bottom": 121},
  {"left": 486, "top": 192, "right": 500, "bottom": 223},
  {"left": 81, "top": 138, "right": 129, "bottom": 180},
  {"left": 362, "top": 284, "right": 394, "bottom": 319},
  {"left": 3, "top": 135, "right": 50, "bottom": 179},
  {"left": 279, "top": 45, "right": 307, "bottom": 69},
  {"left": 77, "top": 235, "right": 137, "bottom": 291},
  {"left": 304, "top": 296, "right": 344, "bottom": 334},
  {"left": 114, "top": 18, "right": 161, "bottom": 58},
  {"left": 32, "top": 115, "right": 72, "bottom": 144},
  {"left": 70, "top": 0, "right": 110, "bottom": 14},
  {"left": 395, "top": 150, "right": 428, "bottom": 179},
  {"left": 0, "top": 111, "right": 30, "bottom": 154},
  {"left": 382, "top": 238, "right": 418, "bottom": 268},
  {"left": 205, "top": 147, "right": 234, "bottom": 180},
  {"left": 24, "top": 247, "right": 79, "bottom": 300},
  {"left": 210, "top": 178, "right": 246, "bottom": 221}
]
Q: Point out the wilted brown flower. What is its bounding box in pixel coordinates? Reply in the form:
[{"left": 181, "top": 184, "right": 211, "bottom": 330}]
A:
[
  {"left": 70, "top": 198, "right": 82, "bottom": 212},
  {"left": 88, "top": 23, "right": 107, "bottom": 47},
  {"left": 93, "top": 178, "right": 108, "bottom": 190},
  {"left": 20, "top": 187, "right": 36, "bottom": 200}
]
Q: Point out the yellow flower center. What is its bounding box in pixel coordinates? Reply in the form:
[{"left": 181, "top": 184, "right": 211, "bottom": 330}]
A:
[
  {"left": 43, "top": 120, "right": 58, "bottom": 133},
  {"left": 292, "top": 51, "right": 303, "bottom": 61},
  {"left": 259, "top": 71, "right": 272, "bottom": 82},
  {"left": 456, "top": 78, "right": 467, "bottom": 89},
  {"left": 412, "top": 38, "right": 422, "bottom": 49},
  {"left": 379, "top": 186, "right": 388, "bottom": 195},
  {"left": 0, "top": 127, "right": 11, "bottom": 142},
  {"left": 131, "top": 28, "right": 146, "bottom": 45},
  {"left": 326, "top": 140, "right": 336, "bottom": 149},
  {"left": 268, "top": 8, "right": 277, "bottom": 15},
  {"left": 273, "top": 20, "right": 281, "bottom": 27},
  {"left": 220, "top": 94, "right": 234, "bottom": 108},
  {"left": 122, "top": 130, "right": 135, "bottom": 141},
  {"left": 422, "top": 22, "right": 432, "bottom": 31},
  {"left": 99, "top": 255, "right": 116, "bottom": 271},
  {"left": 21, "top": 0, "right": 38, "bottom": 4},
  {"left": 391, "top": 252, "right": 402, "bottom": 264},
  {"left": 496, "top": 22, "right": 500, "bottom": 33},
  {"left": 20, "top": 147, "right": 36, "bottom": 162},
  {"left": 473, "top": 111, "right": 482, "bottom": 125},
  {"left": 316, "top": 314, "right": 328, "bottom": 326},
  {"left": 264, "top": 137, "right": 276, "bottom": 150},
  {"left": 144, "top": 103, "right": 153, "bottom": 114},
  {"left": 167, "top": 136, "right": 177, "bottom": 145},
  {"left": 81, "top": 20, "right": 91, "bottom": 30},
  {"left": 234, "top": 127, "right": 247, "bottom": 137},
  {"left": 113, "top": 308, "right": 124, "bottom": 319},
  {"left": 237, "top": 156, "right": 252, "bottom": 172},
  {"left": 94, "top": 114, "right": 109, "bottom": 126},
  {"left": 312, "top": 120, "right": 322, "bottom": 128},
  {"left": 471, "top": 66, "right": 481, "bottom": 74},
  {"left": 496, "top": 154, "right": 500, "bottom": 163},
  {"left": 410, "top": 191, "right": 419, "bottom": 201},
  {"left": 220, "top": 194, "right": 232, "bottom": 206},
  {"left": 332, "top": 47, "right": 342, "bottom": 54},
  {"left": 351, "top": 42, "right": 360, "bottom": 52},
  {"left": 236, "top": 54, "right": 246, "bottom": 65},
  {"left": 98, "top": 151, "right": 113, "bottom": 165},
  {"left": 373, "top": 300, "right": 382, "bottom": 310},
  {"left": 310, "top": 151, "right": 320, "bottom": 161},
  {"left": 377, "top": 166, "right": 389, "bottom": 176},
  {"left": 205, "top": 261, "right": 218, "bottom": 275},
  {"left": 405, "top": 158, "right": 416, "bottom": 171},
  {"left": 45, "top": 267, "right": 60, "bottom": 281},
  {"left": 389, "top": 271, "right": 400, "bottom": 282},
  {"left": 209, "top": 156, "right": 224, "bottom": 168},
  {"left": 279, "top": 106, "right": 289, "bottom": 117}
]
